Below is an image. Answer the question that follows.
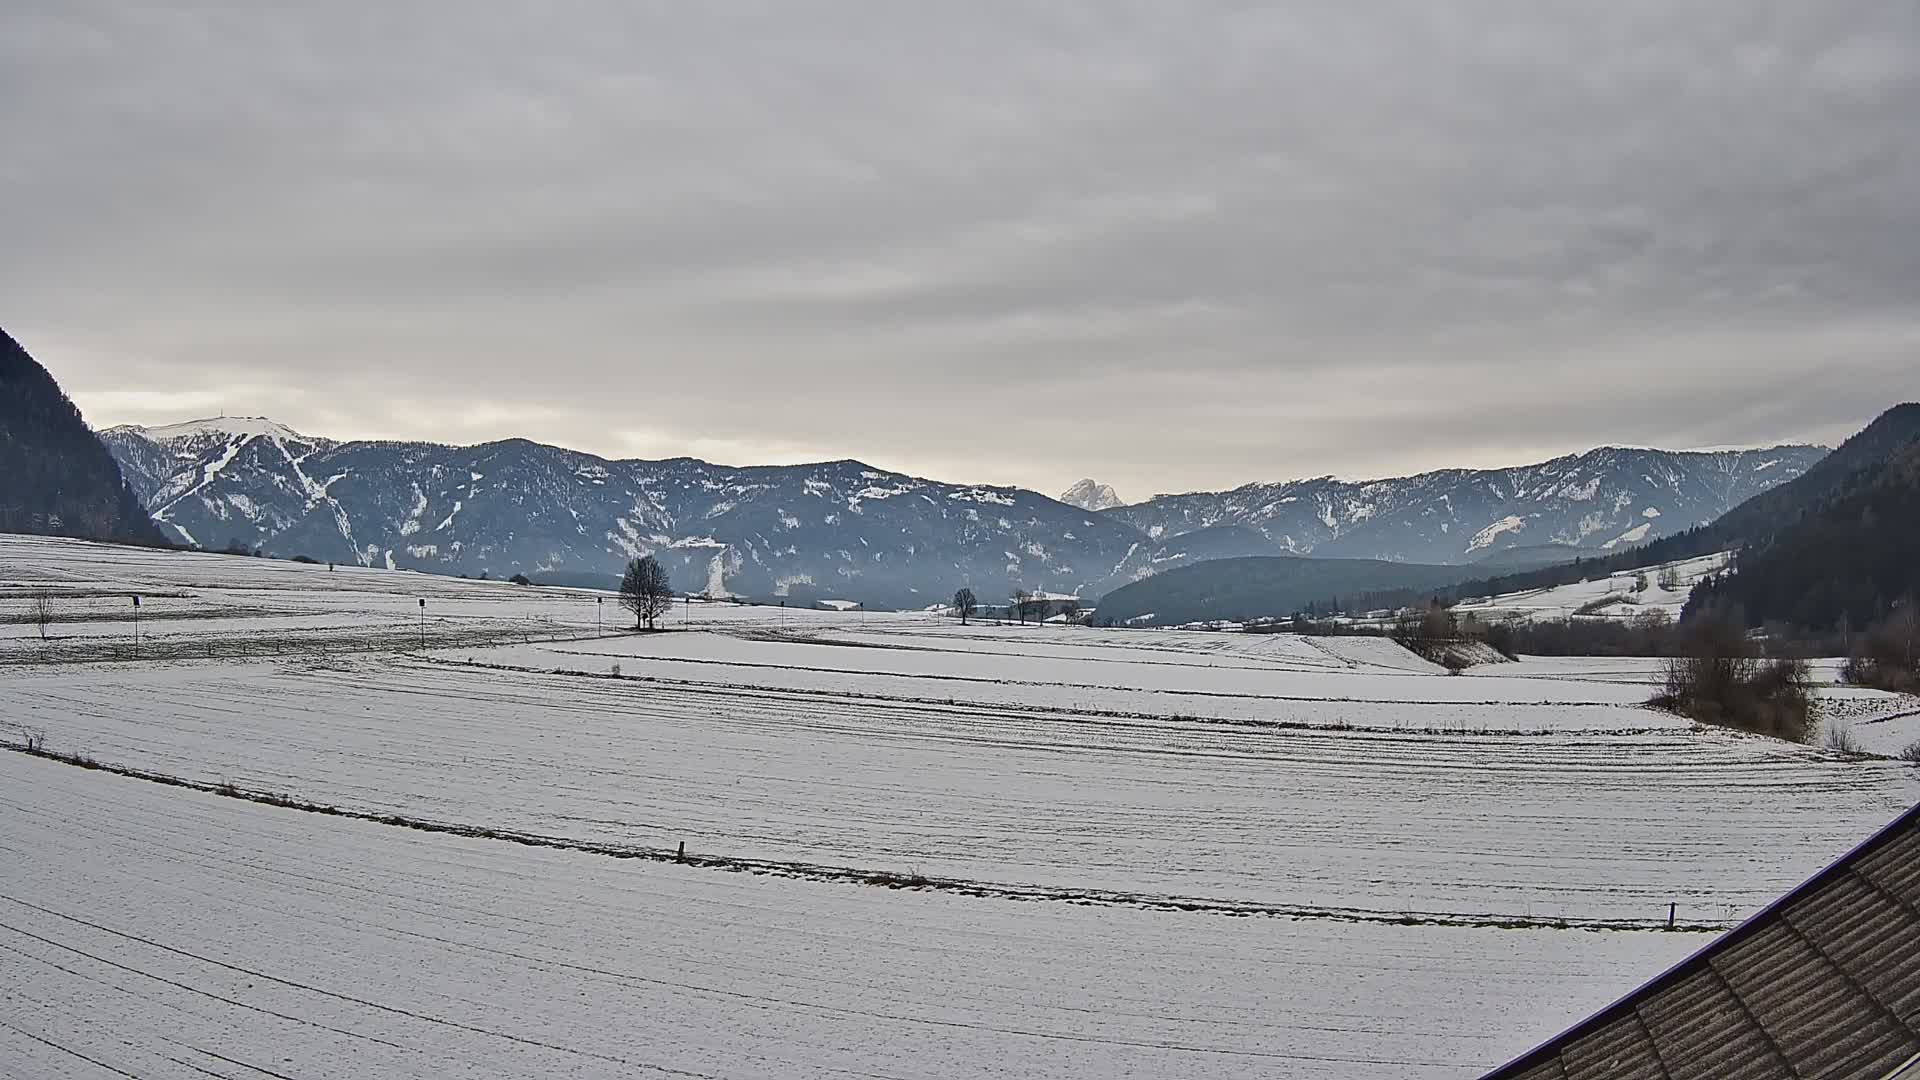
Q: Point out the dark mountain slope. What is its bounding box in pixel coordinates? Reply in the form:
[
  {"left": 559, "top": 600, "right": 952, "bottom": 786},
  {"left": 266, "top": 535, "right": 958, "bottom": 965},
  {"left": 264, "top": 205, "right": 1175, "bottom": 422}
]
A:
[
  {"left": 1686, "top": 437, "right": 1920, "bottom": 630},
  {"left": 1683, "top": 403, "right": 1920, "bottom": 556},
  {"left": 1090, "top": 406, "right": 1916, "bottom": 625},
  {"left": 1368, "top": 404, "right": 1920, "bottom": 609},
  {"left": 0, "top": 328, "right": 166, "bottom": 545}
]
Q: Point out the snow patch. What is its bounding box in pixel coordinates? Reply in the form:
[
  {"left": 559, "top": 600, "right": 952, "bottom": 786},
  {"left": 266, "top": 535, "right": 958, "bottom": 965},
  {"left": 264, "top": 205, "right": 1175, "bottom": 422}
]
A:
[
  {"left": 607, "top": 518, "right": 652, "bottom": 559},
  {"left": 773, "top": 573, "right": 814, "bottom": 596},
  {"left": 1466, "top": 515, "right": 1527, "bottom": 552},
  {"left": 948, "top": 488, "right": 1016, "bottom": 507},
  {"left": 1603, "top": 522, "right": 1652, "bottom": 548},
  {"left": 855, "top": 484, "right": 913, "bottom": 501}
]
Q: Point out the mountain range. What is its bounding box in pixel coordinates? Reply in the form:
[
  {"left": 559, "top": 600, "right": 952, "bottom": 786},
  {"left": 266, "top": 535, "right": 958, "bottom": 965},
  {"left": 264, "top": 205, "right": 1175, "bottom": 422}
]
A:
[
  {"left": 98, "top": 413, "right": 1824, "bottom": 607},
  {"left": 1109, "top": 444, "right": 1827, "bottom": 565},
  {"left": 1099, "top": 404, "right": 1919, "bottom": 627},
  {"left": 100, "top": 419, "right": 1151, "bottom": 604}
]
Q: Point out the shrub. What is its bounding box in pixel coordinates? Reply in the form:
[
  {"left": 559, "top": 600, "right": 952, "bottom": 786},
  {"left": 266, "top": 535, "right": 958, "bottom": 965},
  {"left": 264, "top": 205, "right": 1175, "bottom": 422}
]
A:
[
  {"left": 1390, "top": 601, "right": 1456, "bottom": 661},
  {"left": 1840, "top": 605, "right": 1920, "bottom": 693},
  {"left": 1842, "top": 655, "right": 1918, "bottom": 693},
  {"left": 1652, "top": 610, "right": 1815, "bottom": 742},
  {"left": 1899, "top": 740, "right": 1920, "bottom": 764},
  {"left": 1481, "top": 618, "right": 1522, "bottom": 661},
  {"left": 1822, "top": 722, "right": 1862, "bottom": 754},
  {"left": 509, "top": 573, "right": 532, "bottom": 586}
]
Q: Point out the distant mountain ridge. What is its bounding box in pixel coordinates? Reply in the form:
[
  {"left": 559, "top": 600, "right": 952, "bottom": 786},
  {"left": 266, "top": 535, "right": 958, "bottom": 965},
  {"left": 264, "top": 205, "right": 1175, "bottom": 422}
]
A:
[
  {"left": 1105, "top": 444, "right": 1827, "bottom": 565},
  {"left": 102, "top": 418, "right": 1245, "bottom": 605},
  {"left": 101, "top": 415, "right": 1828, "bottom": 607},
  {"left": 0, "top": 329, "right": 165, "bottom": 546},
  {"left": 1097, "top": 405, "right": 1915, "bottom": 627}
]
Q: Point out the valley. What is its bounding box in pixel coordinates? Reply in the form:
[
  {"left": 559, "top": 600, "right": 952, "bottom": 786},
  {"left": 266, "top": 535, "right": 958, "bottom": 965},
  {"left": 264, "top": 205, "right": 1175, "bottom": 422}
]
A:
[{"left": 4, "top": 534, "right": 1918, "bottom": 1077}]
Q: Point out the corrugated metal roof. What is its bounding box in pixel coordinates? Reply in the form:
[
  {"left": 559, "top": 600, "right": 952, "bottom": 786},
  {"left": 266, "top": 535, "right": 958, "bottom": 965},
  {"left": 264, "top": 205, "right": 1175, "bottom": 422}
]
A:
[{"left": 1484, "top": 802, "right": 1920, "bottom": 1080}]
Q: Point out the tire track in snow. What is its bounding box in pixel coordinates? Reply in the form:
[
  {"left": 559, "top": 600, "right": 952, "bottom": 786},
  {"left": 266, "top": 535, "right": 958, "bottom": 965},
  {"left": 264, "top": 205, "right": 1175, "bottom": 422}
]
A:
[{"left": 0, "top": 895, "right": 722, "bottom": 1079}]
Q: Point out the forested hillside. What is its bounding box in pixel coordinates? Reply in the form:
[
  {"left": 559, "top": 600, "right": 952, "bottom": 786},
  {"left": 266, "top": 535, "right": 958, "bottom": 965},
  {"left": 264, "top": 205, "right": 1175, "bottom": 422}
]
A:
[
  {"left": 1687, "top": 439, "right": 1920, "bottom": 631},
  {"left": 0, "top": 328, "right": 166, "bottom": 546}
]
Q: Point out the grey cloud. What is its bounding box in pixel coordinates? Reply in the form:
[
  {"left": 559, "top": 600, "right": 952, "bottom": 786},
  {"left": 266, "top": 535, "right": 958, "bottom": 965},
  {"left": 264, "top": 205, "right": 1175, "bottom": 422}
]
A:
[{"left": 3, "top": 1, "right": 1917, "bottom": 497}]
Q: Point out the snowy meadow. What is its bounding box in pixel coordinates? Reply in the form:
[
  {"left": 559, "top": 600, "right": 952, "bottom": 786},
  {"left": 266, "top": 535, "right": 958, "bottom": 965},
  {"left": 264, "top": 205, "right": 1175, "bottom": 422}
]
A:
[{"left": 3, "top": 534, "right": 1918, "bottom": 1078}]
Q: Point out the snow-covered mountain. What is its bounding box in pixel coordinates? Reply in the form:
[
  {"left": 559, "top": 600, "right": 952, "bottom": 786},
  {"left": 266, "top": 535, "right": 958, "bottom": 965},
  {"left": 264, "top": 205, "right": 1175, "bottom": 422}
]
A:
[
  {"left": 1104, "top": 445, "right": 1828, "bottom": 565},
  {"left": 100, "top": 419, "right": 1201, "bottom": 605},
  {"left": 100, "top": 418, "right": 1826, "bottom": 605},
  {"left": 1059, "top": 478, "right": 1125, "bottom": 512}
]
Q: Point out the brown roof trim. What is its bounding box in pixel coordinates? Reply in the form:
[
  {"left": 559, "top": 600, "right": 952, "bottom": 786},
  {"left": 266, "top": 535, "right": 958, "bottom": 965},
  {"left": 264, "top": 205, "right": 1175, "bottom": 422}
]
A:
[{"left": 1483, "top": 800, "right": 1920, "bottom": 1079}]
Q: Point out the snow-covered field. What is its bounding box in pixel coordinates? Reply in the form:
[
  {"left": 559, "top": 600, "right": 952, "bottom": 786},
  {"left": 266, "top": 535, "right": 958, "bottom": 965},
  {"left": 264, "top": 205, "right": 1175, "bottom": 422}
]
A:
[
  {"left": 3, "top": 534, "right": 1918, "bottom": 1078},
  {"left": 1452, "top": 551, "right": 1732, "bottom": 624},
  {"left": 0, "top": 750, "right": 1696, "bottom": 1079}
]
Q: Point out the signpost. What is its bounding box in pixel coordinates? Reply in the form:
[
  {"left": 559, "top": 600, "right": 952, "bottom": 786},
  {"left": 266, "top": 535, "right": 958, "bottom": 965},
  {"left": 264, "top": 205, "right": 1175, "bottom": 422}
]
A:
[
  {"left": 596, "top": 595, "right": 603, "bottom": 637},
  {"left": 418, "top": 598, "right": 426, "bottom": 651},
  {"left": 131, "top": 595, "right": 141, "bottom": 658}
]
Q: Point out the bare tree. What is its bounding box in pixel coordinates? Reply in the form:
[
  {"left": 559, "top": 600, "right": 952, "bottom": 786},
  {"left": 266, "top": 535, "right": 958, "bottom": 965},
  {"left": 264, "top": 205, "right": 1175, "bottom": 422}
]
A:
[
  {"left": 30, "top": 592, "right": 53, "bottom": 641},
  {"left": 952, "top": 587, "right": 977, "bottom": 625},
  {"left": 1390, "top": 599, "right": 1456, "bottom": 660},
  {"left": 620, "top": 555, "right": 674, "bottom": 630},
  {"left": 1844, "top": 598, "right": 1920, "bottom": 693},
  {"left": 1010, "top": 588, "right": 1031, "bottom": 625}
]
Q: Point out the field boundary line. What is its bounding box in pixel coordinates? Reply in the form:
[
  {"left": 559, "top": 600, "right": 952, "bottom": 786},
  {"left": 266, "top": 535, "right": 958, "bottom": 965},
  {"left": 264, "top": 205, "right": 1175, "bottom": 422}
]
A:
[{"left": 3, "top": 739, "right": 1724, "bottom": 934}]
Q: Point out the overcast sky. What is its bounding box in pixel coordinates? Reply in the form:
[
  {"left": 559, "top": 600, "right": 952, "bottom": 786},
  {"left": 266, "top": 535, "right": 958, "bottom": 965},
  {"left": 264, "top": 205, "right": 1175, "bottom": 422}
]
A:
[{"left": 5, "top": 3, "right": 1916, "bottom": 498}]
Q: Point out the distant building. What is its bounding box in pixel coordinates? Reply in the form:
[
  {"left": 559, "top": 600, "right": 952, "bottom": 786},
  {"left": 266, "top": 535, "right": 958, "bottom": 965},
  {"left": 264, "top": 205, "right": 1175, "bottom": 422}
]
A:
[
  {"left": 1022, "top": 592, "right": 1083, "bottom": 621},
  {"left": 1484, "top": 801, "right": 1920, "bottom": 1079}
]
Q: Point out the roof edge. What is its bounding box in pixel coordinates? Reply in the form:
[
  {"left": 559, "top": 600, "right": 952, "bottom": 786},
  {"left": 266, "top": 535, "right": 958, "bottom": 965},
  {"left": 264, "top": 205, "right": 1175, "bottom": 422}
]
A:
[{"left": 1483, "top": 799, "right": 1920, "bottom": 1079}]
